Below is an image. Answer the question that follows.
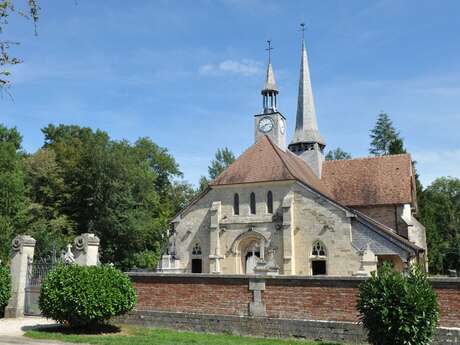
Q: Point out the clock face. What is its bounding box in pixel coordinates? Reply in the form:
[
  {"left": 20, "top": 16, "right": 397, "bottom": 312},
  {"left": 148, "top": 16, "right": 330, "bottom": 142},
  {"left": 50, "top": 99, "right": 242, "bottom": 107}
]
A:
[
  {"left": 258, "top": 117, "right": 274, "bottom": 133},
  {"left": 279, "top": 120, "right": 285, "bottom": 134}
]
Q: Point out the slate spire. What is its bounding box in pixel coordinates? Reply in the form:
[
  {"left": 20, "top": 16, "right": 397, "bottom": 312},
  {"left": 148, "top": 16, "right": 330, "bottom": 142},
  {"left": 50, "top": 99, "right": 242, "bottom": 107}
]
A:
[{"left": 290, "top": 33, "right": 325, "bottom": 146}]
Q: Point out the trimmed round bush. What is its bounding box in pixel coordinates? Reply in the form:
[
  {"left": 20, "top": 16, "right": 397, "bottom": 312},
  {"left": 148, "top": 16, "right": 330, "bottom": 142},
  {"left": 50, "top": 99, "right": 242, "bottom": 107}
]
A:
[
  {"left": 0, "top": 264, "right": 11, "bottom": 314},
  {"left": 39, "top": 264, "right": 136, "bottom": 327},
  {"left": 357, "top": 263, "right": 439, "bottom": 345}
]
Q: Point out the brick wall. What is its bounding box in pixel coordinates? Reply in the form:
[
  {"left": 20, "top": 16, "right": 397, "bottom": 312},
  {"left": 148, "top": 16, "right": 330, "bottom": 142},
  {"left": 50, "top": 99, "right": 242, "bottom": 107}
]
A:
[
  {"left": 354, "top": 204, "right": 407, "bottom": 237},
  {"left": 129, "top": 273, "right": 460, "bottom": 328}
]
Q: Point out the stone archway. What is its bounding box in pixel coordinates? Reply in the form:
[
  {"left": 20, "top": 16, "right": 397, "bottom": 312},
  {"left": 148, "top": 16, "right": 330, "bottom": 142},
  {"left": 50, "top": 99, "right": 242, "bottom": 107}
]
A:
[{"left": 231, "top": 231, "right": 267, "bottom": 274}]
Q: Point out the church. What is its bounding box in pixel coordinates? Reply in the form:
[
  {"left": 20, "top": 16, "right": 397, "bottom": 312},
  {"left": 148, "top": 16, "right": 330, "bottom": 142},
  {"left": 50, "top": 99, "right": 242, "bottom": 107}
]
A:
[{"left": 160, "top": 36, "right": 427, "bottom": 276}]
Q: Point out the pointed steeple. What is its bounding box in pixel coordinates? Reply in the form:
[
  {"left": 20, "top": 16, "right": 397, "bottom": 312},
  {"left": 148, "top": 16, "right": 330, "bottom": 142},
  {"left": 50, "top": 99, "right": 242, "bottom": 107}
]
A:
[
  {"left": 261, "top": 40, "right": 279, "bottom": 113},
  {"left": 288, "top": 24, "right": 325, "bottom": 178},
  {"left": 290, "top": 32, "right": 325, "bottom": 146}
]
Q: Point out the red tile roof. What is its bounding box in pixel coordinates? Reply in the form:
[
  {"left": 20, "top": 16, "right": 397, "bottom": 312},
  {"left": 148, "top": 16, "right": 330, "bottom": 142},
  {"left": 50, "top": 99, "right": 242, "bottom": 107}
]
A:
[
  {"left": 322, "top": 154, "right": 415, "bottom": 206},
  {"left": 210, "top": 136, "right": 332, "bottom": 197}
]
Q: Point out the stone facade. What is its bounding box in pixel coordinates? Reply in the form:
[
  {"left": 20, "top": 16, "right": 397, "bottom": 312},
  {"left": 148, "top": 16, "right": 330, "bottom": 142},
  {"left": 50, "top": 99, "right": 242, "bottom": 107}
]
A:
[{"left": 168, "top": 179, "right": 419, "bottom": 276}]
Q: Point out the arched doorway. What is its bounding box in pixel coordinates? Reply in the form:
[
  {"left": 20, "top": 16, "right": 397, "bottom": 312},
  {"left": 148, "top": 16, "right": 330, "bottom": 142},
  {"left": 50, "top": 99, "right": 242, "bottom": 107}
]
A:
[{"left": 244, "top": 241, "right": 260, "bottom": 274}]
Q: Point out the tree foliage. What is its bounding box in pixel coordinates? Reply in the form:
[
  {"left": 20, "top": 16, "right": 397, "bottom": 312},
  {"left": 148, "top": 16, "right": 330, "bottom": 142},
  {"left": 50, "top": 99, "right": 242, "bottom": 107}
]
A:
[
  {"left": 358, "top": 263, "right": 439, "bottom": 345},
  {"left": 0, "top": 124, "right": 27, "bottom": 263},
  {"left": 325, "top": 147, "right": 351, "bottom": 161},
  {"left": 199, "top": 147, "right": 235, "bottom": 191},
  {"left": 418, "top": 177, "right": 460, "bottom": 274},
  {"left": 369, "top": 112, "right": 406, "bottom": 156},
  {"left": 0, "top": 123, "right": 190, "bottom": 270},
  {"left": 0, "top": 263, "right": 11, "bottom": 313},
  {"left": 0, "top": 0, "right": 40, "bottom": 92}
]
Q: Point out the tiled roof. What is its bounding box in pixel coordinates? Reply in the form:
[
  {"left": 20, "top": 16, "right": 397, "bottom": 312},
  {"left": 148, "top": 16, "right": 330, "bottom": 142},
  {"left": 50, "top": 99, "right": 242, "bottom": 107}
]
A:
[
  {"left": 210, "top": 135, "right": 332, "bottom": 197},
  {"left": 322, "top": 154, "right": 414, "bottom": 206}
]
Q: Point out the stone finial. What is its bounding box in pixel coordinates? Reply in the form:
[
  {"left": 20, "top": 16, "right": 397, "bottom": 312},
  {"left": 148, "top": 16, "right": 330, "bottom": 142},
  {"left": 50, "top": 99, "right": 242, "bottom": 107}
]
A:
[
  {"left": 11, "top": 235, "right": 36, "bottom": 254},
  {"left": 74, "top": 233, "right": 100, "bottom": 266}
]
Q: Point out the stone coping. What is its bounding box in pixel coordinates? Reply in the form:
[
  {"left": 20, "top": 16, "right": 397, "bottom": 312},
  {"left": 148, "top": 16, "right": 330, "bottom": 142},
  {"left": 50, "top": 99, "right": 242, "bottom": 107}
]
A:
[{"left": 126, "top": 272, "right": 460, "bottom": 286}]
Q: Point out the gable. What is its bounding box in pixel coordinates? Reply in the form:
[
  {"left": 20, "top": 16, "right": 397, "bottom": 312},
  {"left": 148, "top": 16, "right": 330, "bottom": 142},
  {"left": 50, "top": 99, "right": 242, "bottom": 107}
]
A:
[{"left": 210, "top": 135, "right": 331, "bottom": 197}]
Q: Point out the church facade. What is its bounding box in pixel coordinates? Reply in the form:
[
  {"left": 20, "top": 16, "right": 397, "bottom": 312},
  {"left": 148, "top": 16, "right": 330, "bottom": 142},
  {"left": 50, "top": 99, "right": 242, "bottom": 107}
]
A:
[{"left": 160, "top": 38, "right": 427, "bottom": 276}]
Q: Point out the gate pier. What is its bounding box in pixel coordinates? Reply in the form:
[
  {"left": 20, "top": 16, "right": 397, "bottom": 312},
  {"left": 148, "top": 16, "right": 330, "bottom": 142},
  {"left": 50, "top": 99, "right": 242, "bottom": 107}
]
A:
[{"left": 4, "top": 235, "right": 36, "bottom": 318}]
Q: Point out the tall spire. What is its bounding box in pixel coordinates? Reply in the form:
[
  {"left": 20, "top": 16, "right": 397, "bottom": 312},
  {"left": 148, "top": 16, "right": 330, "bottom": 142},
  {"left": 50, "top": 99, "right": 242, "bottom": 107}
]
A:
[
  {"left": 290, "top": 24, "right": 325, "bottom": 146},
  {"left": 261, "top": 40, "right": 279, "bottom": 114},
  {"left": 288, "top": 24, "right": 325, "bottom": 178}
]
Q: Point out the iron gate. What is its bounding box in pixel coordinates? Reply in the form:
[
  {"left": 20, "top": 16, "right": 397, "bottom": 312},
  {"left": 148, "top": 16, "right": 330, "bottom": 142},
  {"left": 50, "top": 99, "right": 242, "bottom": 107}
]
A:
[{"left": 24, "top": 250, "right": 59, "bottom": 316}]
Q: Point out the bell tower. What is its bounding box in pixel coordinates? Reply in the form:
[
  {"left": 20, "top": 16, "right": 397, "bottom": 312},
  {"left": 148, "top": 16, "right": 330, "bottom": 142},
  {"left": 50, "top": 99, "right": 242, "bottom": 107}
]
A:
[{"left": 254, "top": 40, "right": 287, "bottom": 149}]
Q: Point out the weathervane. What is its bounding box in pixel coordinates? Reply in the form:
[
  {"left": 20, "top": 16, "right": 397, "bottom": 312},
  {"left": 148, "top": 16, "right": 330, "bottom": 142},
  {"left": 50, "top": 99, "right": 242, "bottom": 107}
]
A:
[{"left": 266, "top": 40, "right": 274, "bottom": 63}]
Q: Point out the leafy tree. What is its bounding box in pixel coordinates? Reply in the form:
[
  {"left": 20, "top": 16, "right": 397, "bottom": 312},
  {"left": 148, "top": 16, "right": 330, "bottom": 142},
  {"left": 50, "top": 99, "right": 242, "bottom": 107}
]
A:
[
  {"left": 325, "top": 147, "right": 351, "bottom": 161},
  {"left": 419, "top": 177, "right": 460, "bottom": 274},
  {"left": 1, "top": 0, "right": 40, "bottom": 92},
  {"left": 0, "top": 124, "right": 27, "bottom": 262},
  {"left": 39, "top": 124, "right": 183, "bottom": 269},
  {"left": 23, "top": 149, "right": 75, "bottom": 258},
  {"left": 369, "top": 112, "right": 405, "bottom": 156},
  {"left": 199, "top": 147, "right": 235, "bottom": 191},
  {"left": 358, "top": 263, "right": 439, "bottom": 345}
]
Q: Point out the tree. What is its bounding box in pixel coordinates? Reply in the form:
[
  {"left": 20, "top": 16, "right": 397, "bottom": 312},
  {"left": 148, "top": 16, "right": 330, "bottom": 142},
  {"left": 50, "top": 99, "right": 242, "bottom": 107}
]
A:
[
  {"left": 39, "top": 124, "right": 183, "bottom": 269},
  {"left": 0, "top": 124, "right": 27, "bottom": 262},
  {"left": 199, "top": 147, "right": 235, "bottom": 191},
  {"left": 369, "top": 112, "right": 405, "bottom": 156},
  {"left": 325, "top": 147, "right": 351, "bottom": 161},
  {"left": 1, "top": 0, "right": 40, "bottom": 92},
  {"left": 418, "top": 177, "right": 460, "bottom": 274}
]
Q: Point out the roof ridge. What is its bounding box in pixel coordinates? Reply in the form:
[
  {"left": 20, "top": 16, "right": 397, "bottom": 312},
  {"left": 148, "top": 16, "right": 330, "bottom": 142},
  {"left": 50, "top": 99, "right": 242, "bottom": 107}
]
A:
[
  {"left": 265, "top": 135, "right": 297, "bottom": 181},
  {"left": 323, "top": 153, "right": 411, "bottom": 164}
]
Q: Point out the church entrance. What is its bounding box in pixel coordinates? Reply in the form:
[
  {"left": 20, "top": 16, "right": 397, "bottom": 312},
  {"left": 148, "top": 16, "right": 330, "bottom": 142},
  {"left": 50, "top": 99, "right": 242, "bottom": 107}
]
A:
[{"left": 243, "top": 241, "right": 261, "bottom": 274}]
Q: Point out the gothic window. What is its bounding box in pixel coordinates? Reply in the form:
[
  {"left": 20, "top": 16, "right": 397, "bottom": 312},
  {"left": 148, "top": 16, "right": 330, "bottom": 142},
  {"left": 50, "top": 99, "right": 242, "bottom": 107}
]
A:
[
  {"left": 234, "top": 193, "right": 240, "bottom": 215},
  {"left": 250, "top": 192, "right": 256, "bottom": 214},
  {"left": 311, "top": 241, "right": 327, "bottom": 276},
  {"left": 311, "top": 241, "right": 327, "bottom": 257},
  {"left": 267, "top": 191, "right": 273, "bottom": 214},
  {"left": 192, "top": 243, "right": 202, "bottom": 256}
]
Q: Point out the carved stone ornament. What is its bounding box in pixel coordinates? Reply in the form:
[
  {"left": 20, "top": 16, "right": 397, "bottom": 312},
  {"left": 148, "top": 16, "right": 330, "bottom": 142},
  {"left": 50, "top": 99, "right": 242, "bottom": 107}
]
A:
[
  {"left": 74, "top": 233, "right": 100, "bottom": 253},
  {"left": 11, "top": 235, "right": 36, "bottom": 253}
]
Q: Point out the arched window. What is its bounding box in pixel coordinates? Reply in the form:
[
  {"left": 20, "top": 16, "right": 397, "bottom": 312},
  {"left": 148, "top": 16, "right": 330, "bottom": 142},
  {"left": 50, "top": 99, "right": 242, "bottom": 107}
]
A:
[
  {"left": 233, "top": 193, "right": 239, "bottom": 215},
  {"left": 311, "top": 241, "right": 327, "bottom": 276},
  {"left": 250, "top": 192, "right": 256, "bottom": 214},
  {"left": 191, "top": 242, "right": 202, "bottom": 273},
  {"left": 266, "top": 191, "right": 273, "bottom": 214},
  {"left": 192, "top": 243, "right": 202, "bottom": 256},
  {"left": 311, "top": 241, "right": 327, "bottom": 257}
]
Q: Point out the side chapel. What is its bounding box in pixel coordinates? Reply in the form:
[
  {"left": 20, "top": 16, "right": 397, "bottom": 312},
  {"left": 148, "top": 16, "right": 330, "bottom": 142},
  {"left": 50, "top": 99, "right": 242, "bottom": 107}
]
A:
[{"left": 160, "top": 34, "right": 427, "bottom": 276}]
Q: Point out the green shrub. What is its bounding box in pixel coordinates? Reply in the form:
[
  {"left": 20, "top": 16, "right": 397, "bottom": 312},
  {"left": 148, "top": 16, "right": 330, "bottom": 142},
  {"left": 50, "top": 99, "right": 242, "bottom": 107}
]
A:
[
  {"left": 0, "top": 264, "right": 11, "bottom": 310},
  {"left": 39, "top": 264, "right": 136, "bottom": 327},
  {"left": 357, "top": 263, "right": 439, "bottom": 345}
]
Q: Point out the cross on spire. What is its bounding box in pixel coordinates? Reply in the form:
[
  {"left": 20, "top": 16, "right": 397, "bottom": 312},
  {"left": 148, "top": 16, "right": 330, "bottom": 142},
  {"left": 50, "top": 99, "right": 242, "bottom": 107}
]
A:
[
  {"left": 266, "top": 40, "right": 273, "bottom": 63},
  {"left": 299, "top": 22, "right": 306, "bottom": 40}
]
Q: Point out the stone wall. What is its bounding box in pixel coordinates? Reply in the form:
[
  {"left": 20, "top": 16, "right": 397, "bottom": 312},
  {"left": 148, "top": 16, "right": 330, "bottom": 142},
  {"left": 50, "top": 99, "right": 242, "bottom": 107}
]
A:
[{"left": 129, "top": 273, "right": 460, "bottom": 327}]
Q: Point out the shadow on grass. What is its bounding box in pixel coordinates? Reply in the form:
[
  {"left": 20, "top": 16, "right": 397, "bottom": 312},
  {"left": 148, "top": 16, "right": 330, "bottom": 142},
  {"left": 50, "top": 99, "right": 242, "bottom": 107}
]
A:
[{"left": 23, "top": 323, "right": 122, "bottom": 335}]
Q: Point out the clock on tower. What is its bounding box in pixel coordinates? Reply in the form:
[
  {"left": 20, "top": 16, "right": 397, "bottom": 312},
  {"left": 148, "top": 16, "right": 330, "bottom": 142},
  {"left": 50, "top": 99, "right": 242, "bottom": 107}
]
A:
[{"left": 254, "top": 42, "right": 286, "bottom": 149}]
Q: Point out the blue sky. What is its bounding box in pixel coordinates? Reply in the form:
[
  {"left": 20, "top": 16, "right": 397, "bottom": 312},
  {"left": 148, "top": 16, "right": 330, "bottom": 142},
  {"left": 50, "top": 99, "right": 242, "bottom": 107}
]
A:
[{"left": 2, "top": 0, "right": 460, "bottom": 187}]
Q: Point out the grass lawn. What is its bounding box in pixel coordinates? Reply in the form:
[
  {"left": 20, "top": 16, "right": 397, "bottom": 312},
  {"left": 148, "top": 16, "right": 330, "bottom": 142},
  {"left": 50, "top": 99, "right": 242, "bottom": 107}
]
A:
[{"left": 25, "top": 324, "right": 347, "bottom": 345}]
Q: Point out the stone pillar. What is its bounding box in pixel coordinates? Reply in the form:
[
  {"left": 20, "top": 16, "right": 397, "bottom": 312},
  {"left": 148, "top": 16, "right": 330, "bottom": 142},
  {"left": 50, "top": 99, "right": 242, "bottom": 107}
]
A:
[
  {"left": 74, "top": 233, "right": 100, "bottom": 266},
  {"left": 5, "top": 235, "right": 36, "bottom": 318},
  {"left": 209, "top": 201, "right": 223, "bottom": 274},
  {"left": 248, "top": 277, "right": 267, "bottom": 317},
  {"left": 282, "top": 192, "right": 295, "bottom": 275}
]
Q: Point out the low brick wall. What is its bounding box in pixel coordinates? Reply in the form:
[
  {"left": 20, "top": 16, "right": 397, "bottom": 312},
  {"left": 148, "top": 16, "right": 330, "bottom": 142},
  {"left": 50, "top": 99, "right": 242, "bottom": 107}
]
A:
[{"left": 124, "top": 273, "right": 460, "bottom": 343}]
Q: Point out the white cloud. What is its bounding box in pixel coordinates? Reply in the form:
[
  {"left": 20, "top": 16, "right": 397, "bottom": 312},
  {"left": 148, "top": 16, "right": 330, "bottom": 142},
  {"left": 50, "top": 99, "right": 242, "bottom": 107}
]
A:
[{"left": 199, "top": 59, "right": 262, "bottom": 76}]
